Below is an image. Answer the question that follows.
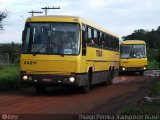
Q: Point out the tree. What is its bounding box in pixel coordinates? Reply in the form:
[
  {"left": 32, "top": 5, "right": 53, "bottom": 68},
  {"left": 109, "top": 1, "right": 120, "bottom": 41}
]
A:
[
  {"left": 122, "top": 27, "right": 160, "bottom": 49},
  {"left": 157, "top": 26, "right": 160, "bottom": 32},
  {"left": 122, "top": 29, "right": 147, "bottom": 42},
  {"left": 0, "top": 11, "right": 7, "bottom": 31},
  {"left": 0, "top": 42, "right": 21, "bottom": 63}
]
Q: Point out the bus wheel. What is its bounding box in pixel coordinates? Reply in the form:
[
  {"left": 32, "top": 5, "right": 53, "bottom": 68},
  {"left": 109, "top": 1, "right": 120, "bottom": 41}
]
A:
[
  {"left": 109, "top": 70, "right": 113, "bottom": 85},
  {"left": 81, "top": 74, "right": 90, "bottom": 94},
  {"left": 35, "top": 85, "right": 46, "bottom": 94},
  {"left": 139, "top": 71, "right": 144, "bottom": 76}
]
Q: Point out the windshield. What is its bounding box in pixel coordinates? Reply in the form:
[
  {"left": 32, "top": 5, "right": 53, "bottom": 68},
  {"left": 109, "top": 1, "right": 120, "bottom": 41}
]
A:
[
  {"left": 22, "top": 23, "right": 80, "bottom": 55},
  {"left": 120, "top": 44, "right": 146, "bottom": 59}
]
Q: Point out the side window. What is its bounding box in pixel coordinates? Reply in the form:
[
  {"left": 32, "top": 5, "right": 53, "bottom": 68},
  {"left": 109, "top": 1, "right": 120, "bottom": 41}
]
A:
[
  {"left": 111, "top": 36, "right": 114, "bottom": 49},
  {"left": 99, "top": 32, "right": 102, "bottom": 47},
  {"left": 116, "top": 38, "right": 119, "bottom": 51},
  {"left": 82, "top": 24, "right": 87, "bottom": 56},
  {"left": 99, "top": 32, "right": 105, "bottom": 48},
  {"left": 111, "top": 37, "right": 114, "bottom": 49},
  {"left": 105, "top": 34, "right": 109, "bottom": 48},
  {"left": 112, "top": 37, "right": 115, "bottom": 50},
  {"left": 88, "top": 27, "right": 92, "bottom": 40},
  {"left": 114, "top": 38, "right": 118, "bottom": 50},
  {"left": 87, "top": 27, "right": 93, "bottom": 45},
  {"left": 113, "top": 38, "right": 116, "bottom": 50},
  {"left": 86, "top": 28, "right": 118, "bottom": 50},
  {"left": 93, "top": 29, "right": 97, "bottom": 45},
  {"left": 103, "top": 34, "right": 107, "bottom": 48},
  {"left": 23, "top": 27, "right": 31, "bottom": 53},
  {"left": 108, "top": 36, "right": 112, "bottom": 49}
]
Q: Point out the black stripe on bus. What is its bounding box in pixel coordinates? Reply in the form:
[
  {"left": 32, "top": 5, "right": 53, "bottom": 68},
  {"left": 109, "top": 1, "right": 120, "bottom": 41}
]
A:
[
  {"left": 86, "top": 60, "right": 119, "bottom": 62},
  {"left": 73, "top": 68, "right": 119, "bottom": 75}
]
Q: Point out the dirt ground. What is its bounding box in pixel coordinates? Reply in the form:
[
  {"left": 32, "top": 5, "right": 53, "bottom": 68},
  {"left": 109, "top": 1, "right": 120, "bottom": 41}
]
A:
[{"left": 0, "top": 71, "right": 157, "bottom": 120}]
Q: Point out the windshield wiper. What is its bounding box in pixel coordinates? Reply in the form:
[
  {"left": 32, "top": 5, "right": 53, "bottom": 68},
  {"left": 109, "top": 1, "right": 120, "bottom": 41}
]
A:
[{"left": 32, "top": 44, "right": 47, "bottom": 56}]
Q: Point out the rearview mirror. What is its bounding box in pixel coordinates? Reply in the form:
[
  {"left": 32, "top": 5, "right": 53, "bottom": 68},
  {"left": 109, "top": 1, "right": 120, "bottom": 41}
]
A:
[{"left": 82, "top": 25, "right": 86, "bottom": 31}]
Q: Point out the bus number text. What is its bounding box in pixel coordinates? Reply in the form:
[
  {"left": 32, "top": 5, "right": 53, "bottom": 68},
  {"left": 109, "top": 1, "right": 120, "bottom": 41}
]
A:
[{"left": 24, "top": 61, "right": 37, "bottom": 65}]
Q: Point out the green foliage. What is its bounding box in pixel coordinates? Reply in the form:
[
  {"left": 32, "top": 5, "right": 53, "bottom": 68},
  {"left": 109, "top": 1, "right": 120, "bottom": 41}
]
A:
[
  {"left": 0, "top": 42, "right": 21, "bottom": 64},
  {"left": 121, "top": 79, "right": 160, "bottom": 114},
  {"left": 0, "top": 11, "right": 7, "bottom": 31},
  {"left": 150, "top": 79, "right": 160, "bottom": 95},
  {"left": 121, "top": 106, "right": 139, "bottom": 114},
  {"left": 122, "top": 26, "right": 160, "bottom": 49},
  {"left": 146, "top": 48, "right": 160, "bottom": 69},
  {"left": 146, "top": 48, "right": 160, "bottom": 70},
  {"left": 0, "top": 65, "right": 21, "bottom": 91},
  {"left": 121, "top": 102, "right": 159, "bottom": 114},
  {"left": 147, "top": 48, "right": 159, "bottom": 61},
  {"left": 148, "top": 60, "right": 160, "bottom": 70},
  {"left": 122, "top": 29, "right": 147, "bottom": 44}
]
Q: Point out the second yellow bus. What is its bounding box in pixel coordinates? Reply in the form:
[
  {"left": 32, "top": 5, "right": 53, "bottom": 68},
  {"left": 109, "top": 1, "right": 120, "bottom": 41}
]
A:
[{"left": 120, "top": 40, "right": 147, "bottom": 75}]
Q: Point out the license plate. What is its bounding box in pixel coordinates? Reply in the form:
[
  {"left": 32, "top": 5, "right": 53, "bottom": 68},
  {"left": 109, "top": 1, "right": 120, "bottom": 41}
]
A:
[{"left": 43, "top": 78, "right": 52, "bottom": 82}]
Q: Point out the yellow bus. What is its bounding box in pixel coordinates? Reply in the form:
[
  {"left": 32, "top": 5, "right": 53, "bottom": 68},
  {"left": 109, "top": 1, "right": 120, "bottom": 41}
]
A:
[
  {"left": 20, "top": 15, "right": 119, "bottom": 93},
  {"left": 120, "top": 40, "right": 147, "bottom": 75}
]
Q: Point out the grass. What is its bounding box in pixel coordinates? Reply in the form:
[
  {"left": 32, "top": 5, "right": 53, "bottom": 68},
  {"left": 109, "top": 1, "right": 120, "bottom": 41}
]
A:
[
  {"left": 120, "top": 79, "right": 160, "bottom": 115},
  {"left": 148, "top": 60, "right": 160, "bottom": 70},
  {"left": 150, "top": 79, "right": 160, "bottom": 95},
  {"left": 121, "top": 101, "right": 159, "bottom": 114},
  {"left": 0, "top": 64, "right": 21, "bottom": 91}
]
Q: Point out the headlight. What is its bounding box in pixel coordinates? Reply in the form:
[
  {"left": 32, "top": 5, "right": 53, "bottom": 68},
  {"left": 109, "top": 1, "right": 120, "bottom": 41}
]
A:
[
  {"left": 144, "top": 67, "right": 146, "bottom": 70},
  {"left": 122, "top": 67, "right": 126, "bottom": 71},
  {"left": 34, "top": 79, "right": 37, "bottom": 82},
  {"left": 23, "top": 75, "right": 28, "bottom": 80},
  {"left": 69, "top": 77, "right": 75, "bottom": 82}
]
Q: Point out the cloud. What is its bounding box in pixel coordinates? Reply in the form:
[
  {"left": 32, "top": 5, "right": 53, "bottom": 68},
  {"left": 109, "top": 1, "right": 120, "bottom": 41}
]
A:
[
  {"left": 87, "top": 0, "right": 108, "bottom": 9},
  {"left": 0, "top": 0, "right": 160, "bottom": 43}
]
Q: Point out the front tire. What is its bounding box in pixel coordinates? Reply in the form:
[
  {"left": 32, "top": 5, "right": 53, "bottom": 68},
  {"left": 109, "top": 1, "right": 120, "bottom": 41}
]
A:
[
  {"left": 108, "top": 70, "right": 111, "bottom": 85},
  {"left": 140, "top": 71, "right": 144, "bottom": 76},
  {"left": 108, "top": 70, "right": 114, "bottom": 85},
  {"left": 81, "top": 74, "right": 91, "bottom": 94}
]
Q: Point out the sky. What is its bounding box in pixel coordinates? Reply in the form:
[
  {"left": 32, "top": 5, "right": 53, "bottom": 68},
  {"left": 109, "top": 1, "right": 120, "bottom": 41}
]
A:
[{"left": 0, "top": 0, "right": 160, "bottom": 43}]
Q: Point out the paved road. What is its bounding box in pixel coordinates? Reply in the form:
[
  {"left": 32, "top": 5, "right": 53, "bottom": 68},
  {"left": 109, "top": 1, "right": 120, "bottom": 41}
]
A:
[{"left": 0, "top": 71, "right": 155, "bottom": 119}]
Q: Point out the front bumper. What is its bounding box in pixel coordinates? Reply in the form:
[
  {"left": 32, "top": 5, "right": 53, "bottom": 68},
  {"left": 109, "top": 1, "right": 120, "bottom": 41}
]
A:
[
  {"left": 120, "top": 66, "right": 147, "bottom": 72},
  {"left": 21, "top": 73, "right": 80, "bottom": 86}
]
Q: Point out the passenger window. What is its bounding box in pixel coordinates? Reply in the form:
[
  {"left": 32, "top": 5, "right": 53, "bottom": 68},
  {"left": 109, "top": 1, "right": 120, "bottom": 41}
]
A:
[
  {"left": 93, "top": 30, "right": 97, "bottom": 45},
  {"left": 87, "top": 27, "right": 92, "bottom": 45},
  {"left": 88, "top": 27, "right": 92, "bottom": 40},
  {"left": 108, "top": 36, "right": 112, "bottom": 49},
  {"left": 99, "top": 32, "right": 105, "bottom": 47},
  {"left": 105, "top": 34, "right": 109, "bottom": 48},
  {"left": 116, "top": 38, "right": 119, "bottom": 51}
]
